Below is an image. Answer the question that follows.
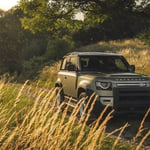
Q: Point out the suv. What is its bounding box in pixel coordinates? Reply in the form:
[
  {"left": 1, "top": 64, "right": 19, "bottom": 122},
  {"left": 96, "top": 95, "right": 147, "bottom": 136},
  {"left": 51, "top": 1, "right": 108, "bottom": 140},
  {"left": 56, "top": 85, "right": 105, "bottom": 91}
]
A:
[{"left": 55, "top": 52, "right": 150, "bottom": 115}]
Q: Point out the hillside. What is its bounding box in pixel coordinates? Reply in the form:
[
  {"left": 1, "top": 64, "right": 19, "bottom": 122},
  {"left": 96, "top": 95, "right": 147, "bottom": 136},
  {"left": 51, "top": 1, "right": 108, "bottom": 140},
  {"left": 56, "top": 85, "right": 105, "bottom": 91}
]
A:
[
  {"left": 0, "top": 39, "right": 150, "bottom": 149},
  {"left": 39, "top": 39, "right": 150, "bottom": 88},
  {"left": 78, "top": 39, "right": 150, "bottom": 75}
]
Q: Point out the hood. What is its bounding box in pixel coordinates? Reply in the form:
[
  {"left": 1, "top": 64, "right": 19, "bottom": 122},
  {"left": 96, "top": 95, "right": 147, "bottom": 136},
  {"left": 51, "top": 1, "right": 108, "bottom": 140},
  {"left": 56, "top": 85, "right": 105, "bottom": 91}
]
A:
[
  {"left": 80, "top": 72, "right": 150, "bottom": 81},
  {"left": 107, "top": 73, "right": 150, "bottom": 81},
  {"left": 107, "top": 72, "right": 144, "bottom": 78}
]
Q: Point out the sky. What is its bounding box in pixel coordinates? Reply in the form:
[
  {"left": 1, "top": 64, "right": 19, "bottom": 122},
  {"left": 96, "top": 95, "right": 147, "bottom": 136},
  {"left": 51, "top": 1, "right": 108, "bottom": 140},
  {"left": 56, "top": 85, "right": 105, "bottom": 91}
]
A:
[{"left": 0, "top": 0, "right": 19, "bottom": 10}]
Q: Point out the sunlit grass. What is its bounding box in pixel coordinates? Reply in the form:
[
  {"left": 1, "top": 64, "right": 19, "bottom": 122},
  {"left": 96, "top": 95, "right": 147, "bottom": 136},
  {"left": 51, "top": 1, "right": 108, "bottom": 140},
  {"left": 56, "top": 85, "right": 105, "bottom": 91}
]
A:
[
  {"left": 0, "top": 80, "right": 149, "bottom": 149},
  {"left": 119, "top": 48, "right": 150, "bottom": 75},
  {"left": 78, "top": 38, "right": 150, "bottom": 75}
]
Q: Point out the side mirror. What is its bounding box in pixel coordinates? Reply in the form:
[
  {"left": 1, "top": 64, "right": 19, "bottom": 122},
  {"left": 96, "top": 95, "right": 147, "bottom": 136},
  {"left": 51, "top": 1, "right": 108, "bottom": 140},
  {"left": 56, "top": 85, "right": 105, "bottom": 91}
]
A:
[
  {"left": 129, "top": 65, "right": 135, "bottom": 73},
  {"left": 67, "top": 64, "right": 76, "bottom": 71}
]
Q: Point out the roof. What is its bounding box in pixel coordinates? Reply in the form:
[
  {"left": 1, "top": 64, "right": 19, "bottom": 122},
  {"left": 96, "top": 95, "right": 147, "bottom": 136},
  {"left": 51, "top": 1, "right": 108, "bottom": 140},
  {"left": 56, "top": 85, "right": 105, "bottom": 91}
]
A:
[{"left": 65, "top": 51, "right": 121, "bottom": 57}]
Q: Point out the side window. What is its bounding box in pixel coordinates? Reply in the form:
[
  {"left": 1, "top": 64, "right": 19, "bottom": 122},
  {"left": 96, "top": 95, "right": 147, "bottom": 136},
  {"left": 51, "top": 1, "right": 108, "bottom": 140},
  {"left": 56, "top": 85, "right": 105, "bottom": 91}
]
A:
[
  {"left": 60, "top": 57, "right": 70, "bottom": 70},
  {"left": 70, "top": 56, "right": 78, "bottom": 70},
  {"left": 80, "top": 57, "right": 89, "bottom": 70},
  {"left": 60, "top": 56, "right": 78, "bottom": 71},
  {"left": 115, "top": 59, "right": 127, "bottom": 70},
  {"left": 61, "top": 58, "right": 66, "bottom": 70}
]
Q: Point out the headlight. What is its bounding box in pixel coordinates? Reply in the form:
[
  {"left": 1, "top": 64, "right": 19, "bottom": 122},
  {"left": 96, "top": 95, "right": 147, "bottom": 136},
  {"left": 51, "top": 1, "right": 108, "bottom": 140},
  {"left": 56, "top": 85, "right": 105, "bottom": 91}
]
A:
[
  {"left": 95, "top": 81, "right": 112, "bottom": 90},
  {"left": 147, "top": 82, "right": 150, "bottom": 87}
]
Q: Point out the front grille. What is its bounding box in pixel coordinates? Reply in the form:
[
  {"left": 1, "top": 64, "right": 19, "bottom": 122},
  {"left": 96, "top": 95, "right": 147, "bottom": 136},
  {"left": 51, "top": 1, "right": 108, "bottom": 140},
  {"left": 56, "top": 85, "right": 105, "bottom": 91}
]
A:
[
  {"left": 115, "top": 78, "right": 147, "bottom": 81},
  {"left": 113, "top": 87, "right": 150, "bottom": 112}
]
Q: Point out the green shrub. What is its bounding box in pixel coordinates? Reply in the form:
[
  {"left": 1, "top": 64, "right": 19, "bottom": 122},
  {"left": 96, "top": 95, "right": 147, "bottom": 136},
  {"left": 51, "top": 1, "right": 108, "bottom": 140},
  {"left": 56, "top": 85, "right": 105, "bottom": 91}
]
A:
[
  {"left": 46, "top": 38, "right": 74, "bottom": 60},
  {"left": 23, "top": 39, "right": 47, "bottom": 60},
  {"left": 37, "top": 62, "right": 60, "bottom": 88},
  {"left": 19, "top": 56, "right": 48, "bottom": 81},
  {"left": 137, "top": 30, "right": 150, "bottom": 45}
]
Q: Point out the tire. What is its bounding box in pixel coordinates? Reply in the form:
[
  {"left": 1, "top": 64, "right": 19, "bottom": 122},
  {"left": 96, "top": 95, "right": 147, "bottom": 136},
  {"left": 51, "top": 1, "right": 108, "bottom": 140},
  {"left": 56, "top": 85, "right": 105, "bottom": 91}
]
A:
[
  {"left": 79, "top": 92, "right": 87, "bottom": 121},
  {"left": 56, "top": 88, "right": 64, "bottom": 107},
  {"left": 79, "top": 92, "right": 97, "bottom": 123}
]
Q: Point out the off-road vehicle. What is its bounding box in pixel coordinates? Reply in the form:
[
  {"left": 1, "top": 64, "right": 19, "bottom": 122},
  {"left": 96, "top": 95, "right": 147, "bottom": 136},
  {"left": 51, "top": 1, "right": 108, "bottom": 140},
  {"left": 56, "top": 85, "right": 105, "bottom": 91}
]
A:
[{"left": 55, "top": 52, "right": 150, "bottom": 116}]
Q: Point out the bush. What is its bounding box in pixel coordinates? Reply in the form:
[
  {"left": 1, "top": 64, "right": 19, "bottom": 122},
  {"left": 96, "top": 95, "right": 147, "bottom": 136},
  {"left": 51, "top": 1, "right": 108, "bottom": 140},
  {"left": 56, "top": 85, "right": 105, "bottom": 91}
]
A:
[
  {"left": 37, "top": 62, "right": 60, "bottom": 88},
  {"left": 18, "top": 56, "right": 48, "bottom": 81},
  {"left": 137, "top": 30, "right": 150, "bottom": 45},
  {"left": 45, "top": 38, "right": 74, "bottom": 60},
  {"left": 23, "top": 39, "right": 47, "bottom": 60}
]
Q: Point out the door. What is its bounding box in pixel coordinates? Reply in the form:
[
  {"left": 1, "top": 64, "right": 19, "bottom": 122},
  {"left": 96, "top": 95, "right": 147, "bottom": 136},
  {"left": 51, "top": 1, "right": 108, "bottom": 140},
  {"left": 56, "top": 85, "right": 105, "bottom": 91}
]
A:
[{"left": 62, "top": 56, "right": 78, "bottom": 97}]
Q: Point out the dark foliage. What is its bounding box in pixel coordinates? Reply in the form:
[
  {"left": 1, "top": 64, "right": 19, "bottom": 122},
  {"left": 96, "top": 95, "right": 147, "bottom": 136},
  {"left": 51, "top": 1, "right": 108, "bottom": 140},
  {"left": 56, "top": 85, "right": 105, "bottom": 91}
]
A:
[{"left": 0, "top": 0, "right": 150, "bottom": 78}]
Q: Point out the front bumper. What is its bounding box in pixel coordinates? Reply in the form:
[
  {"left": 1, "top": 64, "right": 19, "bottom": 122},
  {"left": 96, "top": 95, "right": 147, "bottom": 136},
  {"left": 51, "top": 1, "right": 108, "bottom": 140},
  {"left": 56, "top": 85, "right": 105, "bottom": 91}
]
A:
[
  {"left": 113, "top": 87, "right": 150, "bottom": 113},
  {"left": 95, "top": 87, "right": 150, "bottom": 114}
]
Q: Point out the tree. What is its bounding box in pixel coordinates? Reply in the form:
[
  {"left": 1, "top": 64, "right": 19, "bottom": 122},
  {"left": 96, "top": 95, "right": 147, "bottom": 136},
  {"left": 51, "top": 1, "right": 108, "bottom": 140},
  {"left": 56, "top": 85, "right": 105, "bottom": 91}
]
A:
[
  {"left": 0, "top": 8, "right": 24, "bottom": 74},
  {"left": 19, "top": 0, "right": 150, "bottom": 45},
  {"left": 0, "top": 9, "right": 5, "bottom": 17},
  {"left": 19, "top": 0, "right": 82, "bottom": 36},
  {"left": 70, "top": 0, "right": 150, "bottom": 43}
]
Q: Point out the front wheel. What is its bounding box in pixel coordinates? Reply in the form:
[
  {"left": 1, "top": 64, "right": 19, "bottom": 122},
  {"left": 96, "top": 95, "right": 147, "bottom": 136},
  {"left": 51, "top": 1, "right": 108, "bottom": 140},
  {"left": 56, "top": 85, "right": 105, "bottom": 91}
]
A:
[
  {"left": 56, "top": 88, "right": 64, "bottom": 107},
  {"left": 79, "top": 92, "right": 87, "bottom": 121}
]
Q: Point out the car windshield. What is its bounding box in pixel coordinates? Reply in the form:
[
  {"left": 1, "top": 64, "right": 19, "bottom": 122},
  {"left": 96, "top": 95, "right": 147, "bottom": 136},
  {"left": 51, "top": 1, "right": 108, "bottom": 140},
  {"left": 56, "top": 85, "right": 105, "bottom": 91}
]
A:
[{"left": 80, "top": 55, "right": 129, "bottom": 73}]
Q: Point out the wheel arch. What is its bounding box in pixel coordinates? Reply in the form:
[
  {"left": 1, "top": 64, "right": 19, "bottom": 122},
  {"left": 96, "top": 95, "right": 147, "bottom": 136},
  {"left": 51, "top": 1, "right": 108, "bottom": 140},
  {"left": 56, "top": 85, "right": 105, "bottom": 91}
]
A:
[
  {"left": 77, "top": 87, "right": 86, "bottom": 99},
  {"left": 55, "top": 82, "right": 65, "bottom": 101},
  {"left": 55, "top": 82, "right": 63, "bottom": 88},
  {"left": 77, "top": 87, "right": 94, "bottom": 99}
]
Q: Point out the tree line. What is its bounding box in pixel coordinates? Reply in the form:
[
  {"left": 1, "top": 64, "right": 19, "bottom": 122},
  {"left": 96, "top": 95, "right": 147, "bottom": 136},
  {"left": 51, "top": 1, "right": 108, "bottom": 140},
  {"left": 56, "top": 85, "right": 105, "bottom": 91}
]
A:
[{"left": 0, "top": 0, "right": 150, "bottom": 79}]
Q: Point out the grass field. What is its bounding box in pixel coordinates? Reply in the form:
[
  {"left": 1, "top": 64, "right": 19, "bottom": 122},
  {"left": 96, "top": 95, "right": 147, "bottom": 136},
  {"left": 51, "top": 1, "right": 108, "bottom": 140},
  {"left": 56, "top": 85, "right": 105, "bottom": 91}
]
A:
[
  {"left": 0, "top": 81, "right": 149, "bottom": 149},
  {"left": 0, "top": 39, "right": 150, "bottom": 149}
]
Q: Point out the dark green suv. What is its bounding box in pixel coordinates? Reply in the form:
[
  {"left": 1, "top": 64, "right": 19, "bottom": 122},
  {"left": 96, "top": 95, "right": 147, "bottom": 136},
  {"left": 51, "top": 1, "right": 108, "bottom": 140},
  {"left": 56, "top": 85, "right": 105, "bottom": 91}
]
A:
[{"left": 55, "top": 52, "right": 150, "bottom": 115}]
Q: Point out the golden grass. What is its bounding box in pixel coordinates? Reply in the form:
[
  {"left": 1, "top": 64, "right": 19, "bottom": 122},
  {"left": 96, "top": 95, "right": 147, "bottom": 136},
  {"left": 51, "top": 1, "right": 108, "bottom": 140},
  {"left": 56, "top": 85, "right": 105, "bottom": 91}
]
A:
[
  {"left": 0, "top": 80, "right": 149, "bottom": 149},
  {"left": 119, "top": 48, "right": 150, "bottom": 75},
  {"left": 136, "top": 130, "right": 150, "bottom": 150},
  {"left": 133, "top": 108, "right": 150, "bottom": 142},
  {"left": 78, "top": 38, "right": 150, "bottom": 75},
  {"left": 112, "top": 123, "right": 129, "bottom": 150}
]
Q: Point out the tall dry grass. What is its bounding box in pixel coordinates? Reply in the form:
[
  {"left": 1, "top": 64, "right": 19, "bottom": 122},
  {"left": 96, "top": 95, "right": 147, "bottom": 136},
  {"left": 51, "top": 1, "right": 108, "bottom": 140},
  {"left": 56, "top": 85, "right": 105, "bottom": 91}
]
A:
[
  {"left": 78, "top": 39, "right": 150, "bottom": 75},
  {"left": 119, "top": 48, "right": 150, "bottom": 75},
  {"left": 0, "top": 80, "right": 150, "bottom": 149}
]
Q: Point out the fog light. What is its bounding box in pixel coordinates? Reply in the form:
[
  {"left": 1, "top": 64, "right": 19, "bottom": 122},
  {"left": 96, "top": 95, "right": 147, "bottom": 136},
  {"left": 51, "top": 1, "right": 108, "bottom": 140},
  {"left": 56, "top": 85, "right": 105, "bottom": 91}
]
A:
[{"left": 100, "top": 97, "right": 113, "bottom": 107}]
